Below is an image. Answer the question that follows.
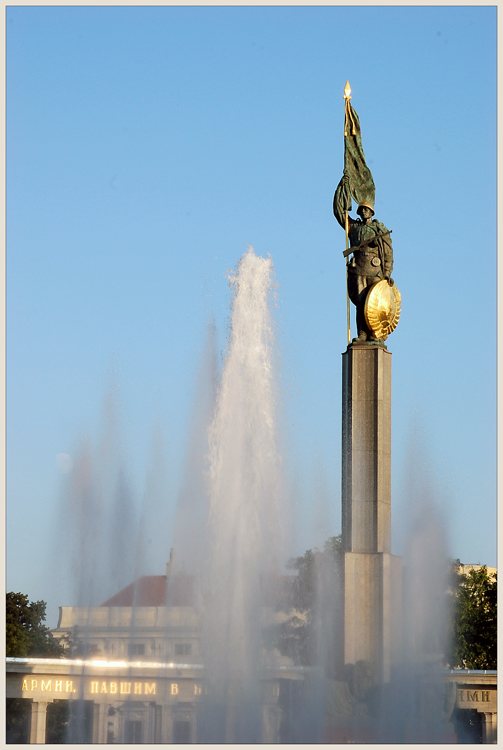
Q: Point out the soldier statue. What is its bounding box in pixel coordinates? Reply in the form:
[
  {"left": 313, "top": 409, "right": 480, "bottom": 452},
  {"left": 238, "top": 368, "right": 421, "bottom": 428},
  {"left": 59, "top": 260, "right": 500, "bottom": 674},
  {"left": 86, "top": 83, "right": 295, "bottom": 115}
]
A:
[
  {"left": 334, "top": 83, "right": 400, "bottom": 345},
  {"left": 334, "top": 173, "right": 394, "bottom": 344}
]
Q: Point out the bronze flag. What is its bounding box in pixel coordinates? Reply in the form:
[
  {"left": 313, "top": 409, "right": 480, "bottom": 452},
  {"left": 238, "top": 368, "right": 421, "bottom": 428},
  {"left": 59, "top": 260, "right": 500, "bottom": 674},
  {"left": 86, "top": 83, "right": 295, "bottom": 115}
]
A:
[{"left": 344, "top": 101, "right": 375, "bottom": 209}]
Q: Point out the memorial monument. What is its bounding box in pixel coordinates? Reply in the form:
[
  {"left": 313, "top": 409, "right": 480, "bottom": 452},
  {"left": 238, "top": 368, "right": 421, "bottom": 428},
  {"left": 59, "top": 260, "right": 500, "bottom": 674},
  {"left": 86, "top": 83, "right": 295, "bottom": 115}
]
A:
[
  {"left": 333, "top": 82, "right": 402, "bottom": 684},
  {"left": 6, "top": 80, "right": 496, "bottom": 744}
]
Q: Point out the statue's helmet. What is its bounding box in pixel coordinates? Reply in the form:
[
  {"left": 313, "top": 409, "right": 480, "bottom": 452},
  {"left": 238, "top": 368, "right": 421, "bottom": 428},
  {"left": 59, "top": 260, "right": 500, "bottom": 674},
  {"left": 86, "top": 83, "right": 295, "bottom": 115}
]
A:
[{"left": 357, "top": 201, "right": 375, "bottom": 217}]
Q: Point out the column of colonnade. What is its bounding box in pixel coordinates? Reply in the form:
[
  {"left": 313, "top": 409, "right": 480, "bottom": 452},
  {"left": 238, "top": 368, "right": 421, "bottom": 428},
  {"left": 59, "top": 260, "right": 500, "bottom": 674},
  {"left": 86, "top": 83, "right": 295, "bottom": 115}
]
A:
[
  {"left": 481, "top": 712, "right": 497, "bottom": 744},
  {"left": 29, "top": 701, "right": 48, "bottom": 743}
]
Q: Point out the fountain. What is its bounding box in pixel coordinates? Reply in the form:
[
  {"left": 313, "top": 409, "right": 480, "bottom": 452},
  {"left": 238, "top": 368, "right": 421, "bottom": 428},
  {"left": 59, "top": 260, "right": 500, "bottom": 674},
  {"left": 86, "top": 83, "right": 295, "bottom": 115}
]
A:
[
  {"left": 7, "top": 236, "right": 495, "bottom": 743},
  {"left": 7, "top": 86, "right": 496, "bottom": 744},
  {"left": 188, "top": 246, "right": 287, "bottom": 742}
]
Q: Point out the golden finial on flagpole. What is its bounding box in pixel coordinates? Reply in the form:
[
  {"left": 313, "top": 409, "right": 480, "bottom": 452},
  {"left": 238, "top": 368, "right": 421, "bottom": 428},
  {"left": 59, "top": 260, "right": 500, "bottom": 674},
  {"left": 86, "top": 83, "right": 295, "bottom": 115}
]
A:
[{"left": 344, "top": 81, "right": 356, "bottom": 137}]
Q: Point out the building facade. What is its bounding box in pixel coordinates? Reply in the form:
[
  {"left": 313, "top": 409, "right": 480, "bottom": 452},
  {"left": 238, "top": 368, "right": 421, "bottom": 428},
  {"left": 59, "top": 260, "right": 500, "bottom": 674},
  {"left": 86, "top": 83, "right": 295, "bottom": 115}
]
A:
[
  {"left": 6, "top": 656, "right": 295, "bottom": 743},
  {"left": 6, "top": 568, "right": 497, "bottom": 743}
]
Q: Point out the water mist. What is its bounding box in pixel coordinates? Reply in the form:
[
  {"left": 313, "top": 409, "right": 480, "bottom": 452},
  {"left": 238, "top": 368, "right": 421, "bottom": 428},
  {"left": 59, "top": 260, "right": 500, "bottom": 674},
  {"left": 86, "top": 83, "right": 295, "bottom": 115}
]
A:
[
  {"left": 52, "top": 383, "right": 169, "bottom": 742},
  {"left": 370, "top": 430, "right": 457, "bottom": 743},
  {"left": 42, "top": 245, "right": 468, "bottom": 744},
  {"left": 199, "top": 246, "right": 286, "bottom": 742},
  {"left": 171, "top": 320, "right": 219, "bottom": 586}
]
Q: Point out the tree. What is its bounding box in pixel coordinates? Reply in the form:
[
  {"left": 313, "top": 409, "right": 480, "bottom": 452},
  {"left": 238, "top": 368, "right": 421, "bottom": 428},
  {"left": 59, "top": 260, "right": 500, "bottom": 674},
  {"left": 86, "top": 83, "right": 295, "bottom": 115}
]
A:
[
  {"left": 269, "top": 535, "right": 343, "bottom": 667},
  {"left": 46, "top": 701, "right": 69, "bottom": 744},
  {"left": 6, "top": 699, "right": 31, "bottom": 743},
  {"left": 58, "top": 625, "right": 101, "bottom": 658},
  {"left": 288, "top": 535, "right": 343, "bottom": 611},
  {"left": 6, "top": 592, "right": 64, "bottom": 658},
  {"left": 448, "top": 564, "right": 497, "bottom": 670}
]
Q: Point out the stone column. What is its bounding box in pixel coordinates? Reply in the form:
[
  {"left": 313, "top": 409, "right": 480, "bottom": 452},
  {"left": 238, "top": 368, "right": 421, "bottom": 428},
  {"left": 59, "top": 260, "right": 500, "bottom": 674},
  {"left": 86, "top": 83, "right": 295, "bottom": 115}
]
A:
[
  {"left": 29, "top": 701, "right": 48, "bottom": 744},
  {"left": 161, "top": 705, "right": 173, "bottom": 743},
  {"left": 154, "top": 704, "right": 163, "bottom": 743},
  {"left": 341, "top": 344, "right": 402, "bottom": 682},
  {"left": 481, "top": 712, "right": 497, "bottom": 744},
  {"left": 92, "top": 702, "right": 109, "bottom": 743}
]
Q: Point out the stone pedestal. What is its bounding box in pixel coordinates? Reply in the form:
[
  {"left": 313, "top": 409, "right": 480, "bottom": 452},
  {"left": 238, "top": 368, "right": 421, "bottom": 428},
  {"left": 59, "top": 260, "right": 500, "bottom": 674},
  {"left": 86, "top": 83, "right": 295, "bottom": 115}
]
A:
[
  {"left": 343, "top": 551, "right": 402, "bottom": 682},
  {"left": 342, "top": 344, "right": 391, "bottom": 554},
  {"left": 341, "top": 344, "right": 402, "bottom": 681}
]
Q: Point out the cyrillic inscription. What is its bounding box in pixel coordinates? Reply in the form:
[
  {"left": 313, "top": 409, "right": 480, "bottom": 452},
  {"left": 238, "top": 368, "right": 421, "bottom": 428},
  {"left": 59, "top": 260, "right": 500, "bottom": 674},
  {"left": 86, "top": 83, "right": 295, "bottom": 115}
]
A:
[
  {"left": 22, "top": 678, "right": 76, "bottom": 694},
  {"left": 458, "top": 688, "right": 495, "bottom": 704},
  {"left": 22, "top": 677, "right": 154, "bottom": 696}
]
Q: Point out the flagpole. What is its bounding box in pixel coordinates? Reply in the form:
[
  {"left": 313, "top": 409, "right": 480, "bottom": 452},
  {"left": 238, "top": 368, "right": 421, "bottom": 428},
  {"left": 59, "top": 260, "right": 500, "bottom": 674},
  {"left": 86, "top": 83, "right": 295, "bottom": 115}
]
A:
[
  {"left": 345, "top": 210, "right": 350, "bottom": 344},
  {"left": 343, "top": 81, "right": 352, "bottom": 345}
]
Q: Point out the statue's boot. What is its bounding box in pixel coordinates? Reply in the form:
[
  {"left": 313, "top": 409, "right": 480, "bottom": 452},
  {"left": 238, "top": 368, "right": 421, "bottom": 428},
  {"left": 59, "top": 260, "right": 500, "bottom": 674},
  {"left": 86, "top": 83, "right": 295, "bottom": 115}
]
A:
[
  {"left": 353, "top": 331, "right": 367, "bottom": 343},
  {"left": 367, "top": 335, "right": 387, "bottom": 347}
]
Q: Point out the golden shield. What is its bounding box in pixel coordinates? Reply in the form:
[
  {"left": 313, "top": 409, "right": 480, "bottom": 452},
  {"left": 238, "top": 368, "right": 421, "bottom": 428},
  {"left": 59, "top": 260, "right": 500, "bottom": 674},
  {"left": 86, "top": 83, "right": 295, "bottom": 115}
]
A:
[{"left": 364, "top": 279, "right": 401, "bottom": 340}]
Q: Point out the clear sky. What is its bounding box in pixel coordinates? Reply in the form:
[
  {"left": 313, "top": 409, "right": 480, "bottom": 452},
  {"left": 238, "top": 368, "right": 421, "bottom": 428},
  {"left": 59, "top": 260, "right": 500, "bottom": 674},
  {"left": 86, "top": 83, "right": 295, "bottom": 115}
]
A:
[{"left": 7, "top": 5, "right": 497, "bottom": 627}]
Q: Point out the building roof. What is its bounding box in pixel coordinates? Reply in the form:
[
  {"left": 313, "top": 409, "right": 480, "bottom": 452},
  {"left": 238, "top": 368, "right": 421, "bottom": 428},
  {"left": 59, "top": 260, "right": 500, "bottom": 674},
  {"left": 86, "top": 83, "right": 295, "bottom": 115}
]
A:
[
  {"left": 101, "top": 576, "right": 167, "bottom": 607},
  {"left": 100, "top": 572, "right": 195, "bottom": 608},
  {"left": 459, "top": 564, "right": 497, "bottom": 579},
  {"left": 98, "top": 570, "right": 295, "bottom": 609}
]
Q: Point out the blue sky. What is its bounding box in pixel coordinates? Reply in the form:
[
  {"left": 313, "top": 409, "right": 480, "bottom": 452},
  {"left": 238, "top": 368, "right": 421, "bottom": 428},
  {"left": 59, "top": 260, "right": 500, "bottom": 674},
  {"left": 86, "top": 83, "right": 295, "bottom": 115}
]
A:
[{"left": 7, "top": 5, "right": 497, "bottom": 626}]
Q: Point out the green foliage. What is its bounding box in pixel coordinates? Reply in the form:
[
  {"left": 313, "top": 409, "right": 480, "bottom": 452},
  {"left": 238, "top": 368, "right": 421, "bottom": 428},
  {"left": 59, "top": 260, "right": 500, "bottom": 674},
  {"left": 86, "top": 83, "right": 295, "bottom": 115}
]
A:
[
  {"left": 288, "top": 547, "right": 317, "bottom": 613},
  {"left": 288, "top": 535, "right": 343, "bottom": 612},
  {"left": 6, "top": 698, "right": 31, "bottom": 743},
  {"left": 6, "top": 592, "right": 64, "bottom": 658},
  {"left": 58, "top": 625, "right": 101, "bottom": 658},
  {"left": 270, "top": 535, "right": 342, "bottom": 666},
  {"left": 449, "top": 564, "right": 497, "bottom": 670},
  {"left": 46, "top": 701, "right": 69, "bottom": 744}
]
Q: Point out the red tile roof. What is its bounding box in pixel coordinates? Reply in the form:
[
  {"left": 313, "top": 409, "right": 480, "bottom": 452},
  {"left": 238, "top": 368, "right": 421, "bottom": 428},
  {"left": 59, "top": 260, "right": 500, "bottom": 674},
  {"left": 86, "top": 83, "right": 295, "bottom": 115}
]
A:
[
  {"left": 101, "top": 576, "right": 167, "bottom": 607},
  {"left": 100, "top": 573, "right": 195, "bottom": 608}
]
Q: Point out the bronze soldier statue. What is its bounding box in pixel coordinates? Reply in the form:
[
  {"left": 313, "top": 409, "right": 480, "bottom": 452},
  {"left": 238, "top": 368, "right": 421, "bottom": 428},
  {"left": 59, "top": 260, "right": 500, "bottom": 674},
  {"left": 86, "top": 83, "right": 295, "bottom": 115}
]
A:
[{"left": 334, "top": 173, "right": 394, "bottom": 344}]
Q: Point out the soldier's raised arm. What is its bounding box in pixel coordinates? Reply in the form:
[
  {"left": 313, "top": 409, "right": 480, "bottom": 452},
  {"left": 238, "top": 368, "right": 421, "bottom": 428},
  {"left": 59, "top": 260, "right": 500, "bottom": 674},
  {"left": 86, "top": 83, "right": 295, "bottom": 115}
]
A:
[{"left": 333, "top": 173, "right": 353, "bottom": 229}]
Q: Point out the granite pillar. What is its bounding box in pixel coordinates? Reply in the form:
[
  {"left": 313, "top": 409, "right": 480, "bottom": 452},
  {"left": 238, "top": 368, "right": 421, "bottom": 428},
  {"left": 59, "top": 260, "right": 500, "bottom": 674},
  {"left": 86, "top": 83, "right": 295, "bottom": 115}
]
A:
[{"left": 341, "top": 344, "right": 401, "bottom": 682}]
